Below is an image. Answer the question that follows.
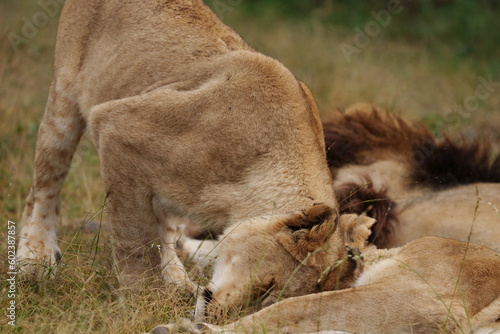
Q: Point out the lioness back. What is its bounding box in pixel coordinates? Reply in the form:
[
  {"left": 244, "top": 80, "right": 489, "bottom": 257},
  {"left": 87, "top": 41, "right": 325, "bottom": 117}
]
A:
[{"left": 55, "top": 0, "right": 253, "bottom": 114}]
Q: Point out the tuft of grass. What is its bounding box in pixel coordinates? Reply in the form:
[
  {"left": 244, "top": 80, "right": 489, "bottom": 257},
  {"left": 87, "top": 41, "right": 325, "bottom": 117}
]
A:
[{"left": 0, "top": 219, "right": 205, "bottom": 333}]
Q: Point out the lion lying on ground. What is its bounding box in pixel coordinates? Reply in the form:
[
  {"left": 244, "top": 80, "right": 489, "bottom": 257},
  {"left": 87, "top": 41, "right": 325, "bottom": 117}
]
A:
[
  {"left": 153, "top": 206, "right": 500, "bottom": 334},
  {"left": 16, "top": 0, "right": 336, "bottom": 289},
  {"left": 325, "top": 104, "right": 500, "bottom": 251}
]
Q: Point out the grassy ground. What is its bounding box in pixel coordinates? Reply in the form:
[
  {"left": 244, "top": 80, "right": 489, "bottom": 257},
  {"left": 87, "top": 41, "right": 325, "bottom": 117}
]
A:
[{"left": 1, "top": 1, "right": 499, "bottom": 333}]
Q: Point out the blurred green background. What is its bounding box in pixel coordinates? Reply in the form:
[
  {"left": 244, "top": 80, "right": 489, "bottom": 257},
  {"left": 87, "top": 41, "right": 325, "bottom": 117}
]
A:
[{"left": 215, "top": 0, "right": 499, "bottom": 71}]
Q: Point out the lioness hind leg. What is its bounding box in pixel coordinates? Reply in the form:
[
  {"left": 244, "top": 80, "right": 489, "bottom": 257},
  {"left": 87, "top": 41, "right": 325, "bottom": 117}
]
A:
[{"left": 17, "top": 83, "right": 85, "bottom": 276}]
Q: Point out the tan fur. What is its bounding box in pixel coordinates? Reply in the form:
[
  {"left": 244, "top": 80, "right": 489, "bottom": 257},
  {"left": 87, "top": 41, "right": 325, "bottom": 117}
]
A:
[
  {"left": 224, "top": 237, "right": 500, "bottom": 334},
  {"left": 155, "top": 211, "right": 500, "bottom": 334},
  {"left": 17, "top": 0, "right": 336, "bottom": 288},
  {"left": 195, "top": 206, "right": 375, "bottom": 322}
]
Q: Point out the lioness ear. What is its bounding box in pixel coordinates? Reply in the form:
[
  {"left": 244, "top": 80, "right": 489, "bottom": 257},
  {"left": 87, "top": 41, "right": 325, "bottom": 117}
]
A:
[
  {"left": 277, "top": 204, "right": 338, "bottom": 262},
  {"left": 339, "top": 214, "right": 376, "bottom": 250}
]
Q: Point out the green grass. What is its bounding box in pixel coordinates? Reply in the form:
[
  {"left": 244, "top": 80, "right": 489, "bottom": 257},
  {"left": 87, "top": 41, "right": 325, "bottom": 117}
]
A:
[{"left": 1, "top": 1, "right": 499, "bottom": 333}]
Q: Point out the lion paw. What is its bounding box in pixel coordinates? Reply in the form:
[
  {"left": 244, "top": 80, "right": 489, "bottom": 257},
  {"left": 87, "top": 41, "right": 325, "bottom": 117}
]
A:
[{"left": 16, "top": 226, "right": 62, "bottom": 279}]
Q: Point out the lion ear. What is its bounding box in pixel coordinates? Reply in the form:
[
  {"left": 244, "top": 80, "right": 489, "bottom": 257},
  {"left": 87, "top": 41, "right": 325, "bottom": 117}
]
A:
[
  {"left": 339, "top": 214, "right": 376, "bottom": 250},
  {"left": 277, "top": 204, "right": 338, "bottom": 262}
]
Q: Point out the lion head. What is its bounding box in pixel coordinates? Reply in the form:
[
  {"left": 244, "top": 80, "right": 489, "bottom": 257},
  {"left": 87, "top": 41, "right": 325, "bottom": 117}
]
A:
[{"left": 196, "top": 204, "right": 375, "bottom": 322}]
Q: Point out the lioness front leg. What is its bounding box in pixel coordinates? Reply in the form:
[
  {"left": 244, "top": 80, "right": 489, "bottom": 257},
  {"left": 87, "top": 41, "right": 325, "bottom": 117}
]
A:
[{"left": 17, "top": 82, "right": 85, "bottom": 276}]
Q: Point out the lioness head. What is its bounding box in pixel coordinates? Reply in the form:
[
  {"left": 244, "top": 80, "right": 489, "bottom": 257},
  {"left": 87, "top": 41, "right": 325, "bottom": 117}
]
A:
[{"left": 197, "top": 204, "right": 375, "bottom": 322}]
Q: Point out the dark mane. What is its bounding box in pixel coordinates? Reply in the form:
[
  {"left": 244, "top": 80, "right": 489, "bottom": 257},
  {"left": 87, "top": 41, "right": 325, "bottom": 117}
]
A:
[
  {"left": 335, "top": 178, "right": 397, "bottom": 249},
  {"left": 412, "top": 137, "right": 500, "bottom": 188},
  {"left": 323, "top": 105, "right": 431, "bottom": 168},
  {"left": 324, "top": 105, "right": 500, "bottom": 188}
]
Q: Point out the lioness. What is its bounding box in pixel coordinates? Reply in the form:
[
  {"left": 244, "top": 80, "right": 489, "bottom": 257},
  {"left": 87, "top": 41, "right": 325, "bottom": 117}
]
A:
[
  {"left": 154, "top": 206, "right": 500, "bottom": 333},
  {"left": 17, "top": 0, "right": 336, "bottom": 288}
]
